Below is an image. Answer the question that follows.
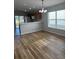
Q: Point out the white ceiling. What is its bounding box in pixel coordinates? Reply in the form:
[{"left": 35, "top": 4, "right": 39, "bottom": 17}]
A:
[{"left": 14, "top": 0, "right": 65, "bottom": 11}]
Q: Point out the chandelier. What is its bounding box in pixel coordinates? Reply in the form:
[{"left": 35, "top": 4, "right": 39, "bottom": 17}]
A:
[{"left": 39, "top": 0, "right": 47, "bottom": 13}]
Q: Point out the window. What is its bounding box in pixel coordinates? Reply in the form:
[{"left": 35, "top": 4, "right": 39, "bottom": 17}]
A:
[
  {"left": 57, "top": 10, "right": 65, "bottom": 29},
  {"left": 48, "top": 10, "right": 65, "bottom": 30},
  {"left": 15, "top": 16, "right": 24, "bottom": 35},
  {"left": 19, "top": 16, "right": 24, "bottom": 24},
  {"left": 48, "top": 11, "right": 56, "bottom": 28},
  {"left": 48, "top": 12, "right": 56, "bottom": 19}
]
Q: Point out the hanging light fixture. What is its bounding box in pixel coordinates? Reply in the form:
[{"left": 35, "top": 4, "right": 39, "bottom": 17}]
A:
[
  {"left": 24, "top": 9, "right": 27, "bottom": 12},
  {"left": 24, "top": 4, "right": 27, "bottom": 12},
  {"left": 39, "top": 0, "right": 47, "bottom": 13}
]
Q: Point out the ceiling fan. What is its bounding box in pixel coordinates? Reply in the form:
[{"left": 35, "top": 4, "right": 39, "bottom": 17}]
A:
[{"left": 39, "top": 0, "right": 47, "bottom": 13}]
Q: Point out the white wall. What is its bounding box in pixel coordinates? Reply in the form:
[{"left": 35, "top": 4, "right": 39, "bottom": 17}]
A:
[
  {"left": 20, "top": 21, "right": 42, "bottom": 35},
  {"left": 42, "top": 2, "right": 65, "bottom": 36}
]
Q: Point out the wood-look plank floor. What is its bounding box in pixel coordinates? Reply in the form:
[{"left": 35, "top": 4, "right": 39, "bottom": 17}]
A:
[{"left": 14, "top": 31, "right": 65, "bottom": 59}]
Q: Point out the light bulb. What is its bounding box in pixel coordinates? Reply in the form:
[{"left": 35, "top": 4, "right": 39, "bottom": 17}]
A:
[{"left": 25, "top": 9, "right": 27, "bottom": 12}]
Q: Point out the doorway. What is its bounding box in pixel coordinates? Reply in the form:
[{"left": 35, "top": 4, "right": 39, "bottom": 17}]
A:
[{"left": 14, "top": 16, "right": 21, "bottom": 36}]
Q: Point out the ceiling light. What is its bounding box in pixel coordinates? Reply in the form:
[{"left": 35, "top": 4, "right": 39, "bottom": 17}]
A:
[
  {"left": 24, "top": 4, "right": 27, "bottom": 12},
  {"left": 39, "top": 0, "right": 47, "bottom": 13},
  {"left": 29, "top": 8, "right": 31, "bottom": 10},
  {"left": 24, "top": 4, "right": 26, "bottom": 6},
  {"left": 24, "top": 9, "right": 27, "bottom": 12}
]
